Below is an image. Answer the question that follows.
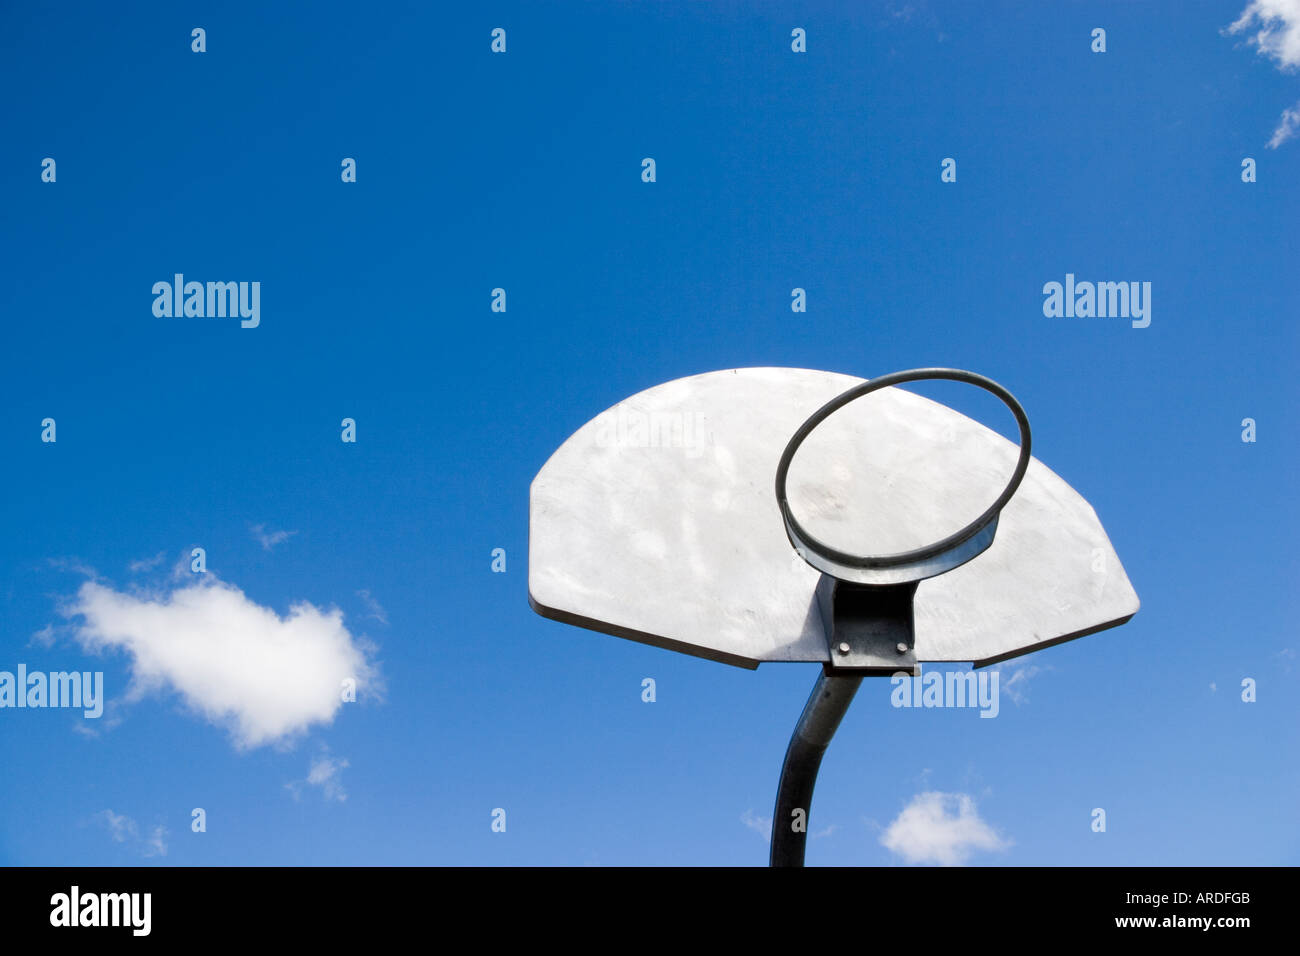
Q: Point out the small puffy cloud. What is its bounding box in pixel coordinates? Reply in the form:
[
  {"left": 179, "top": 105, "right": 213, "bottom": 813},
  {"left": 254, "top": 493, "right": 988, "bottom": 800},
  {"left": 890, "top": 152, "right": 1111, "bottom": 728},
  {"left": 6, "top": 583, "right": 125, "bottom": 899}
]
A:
[
  {"left": 1226, "top": 0, "right": 1300, "bottom": 69},
  {"left": 95, "top": 810, "right": 167, "bottom": 858},
  {"left": 880, "top": 791, "right": 1009, "bottom": 866},
  {"left": 251, "top": 524, "right": 297, "bottom": 551},
  {"left": 62, "top": 577, "right": 380, "bottom": 750}
]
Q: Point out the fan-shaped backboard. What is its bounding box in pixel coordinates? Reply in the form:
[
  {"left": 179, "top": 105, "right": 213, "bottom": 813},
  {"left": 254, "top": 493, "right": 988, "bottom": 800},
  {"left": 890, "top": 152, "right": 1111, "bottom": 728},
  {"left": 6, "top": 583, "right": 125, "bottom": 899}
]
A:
[{"left": 529, "top": 368, "right": 1138, "bottom": 669}]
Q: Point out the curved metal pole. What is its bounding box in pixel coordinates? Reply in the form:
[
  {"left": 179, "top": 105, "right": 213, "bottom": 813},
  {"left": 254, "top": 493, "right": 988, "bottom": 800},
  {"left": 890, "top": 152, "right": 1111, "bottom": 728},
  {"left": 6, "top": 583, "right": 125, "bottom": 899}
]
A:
[{"left": 769, "top": 668, "right": 863, "bottom": 867}]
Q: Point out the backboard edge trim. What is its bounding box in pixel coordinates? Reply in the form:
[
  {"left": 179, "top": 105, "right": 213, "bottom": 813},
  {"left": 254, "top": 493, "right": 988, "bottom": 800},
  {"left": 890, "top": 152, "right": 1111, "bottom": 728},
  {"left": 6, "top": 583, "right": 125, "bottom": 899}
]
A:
[
  {"left": 969, "top": 610, "right": 1139, "bottom": 669},
  {"left": 527, "top": 590, "right": 762, "bottom": 671}
]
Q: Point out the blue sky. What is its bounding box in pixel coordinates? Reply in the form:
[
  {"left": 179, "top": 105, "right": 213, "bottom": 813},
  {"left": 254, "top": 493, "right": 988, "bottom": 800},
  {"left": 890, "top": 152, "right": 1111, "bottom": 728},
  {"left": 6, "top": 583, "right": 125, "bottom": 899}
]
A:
[{"left": 1, "top": 0, "right": 1296, "bottom": 866}]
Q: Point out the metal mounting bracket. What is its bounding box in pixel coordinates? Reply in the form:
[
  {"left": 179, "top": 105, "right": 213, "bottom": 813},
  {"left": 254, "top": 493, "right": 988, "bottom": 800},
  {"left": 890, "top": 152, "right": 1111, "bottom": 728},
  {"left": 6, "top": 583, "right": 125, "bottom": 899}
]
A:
[{"left": 815, "top": 575, "right": 920, "bottom": 675}]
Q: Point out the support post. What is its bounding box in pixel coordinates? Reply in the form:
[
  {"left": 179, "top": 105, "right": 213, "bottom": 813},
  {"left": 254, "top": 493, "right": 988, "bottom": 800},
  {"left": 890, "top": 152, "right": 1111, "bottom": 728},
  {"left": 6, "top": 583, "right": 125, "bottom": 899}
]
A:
[
  {"left": 769, "top": 668, "right": 863, "bottom": 867},
  {"left": 770, "top": 577, "right": 919, "bottom": 866}
]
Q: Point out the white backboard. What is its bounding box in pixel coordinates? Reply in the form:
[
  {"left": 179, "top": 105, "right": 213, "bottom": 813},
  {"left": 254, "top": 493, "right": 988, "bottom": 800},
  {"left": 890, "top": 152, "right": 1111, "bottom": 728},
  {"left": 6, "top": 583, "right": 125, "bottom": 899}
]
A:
[{"left": 529, "top": 368, "right": 1139, "bottom": 669}]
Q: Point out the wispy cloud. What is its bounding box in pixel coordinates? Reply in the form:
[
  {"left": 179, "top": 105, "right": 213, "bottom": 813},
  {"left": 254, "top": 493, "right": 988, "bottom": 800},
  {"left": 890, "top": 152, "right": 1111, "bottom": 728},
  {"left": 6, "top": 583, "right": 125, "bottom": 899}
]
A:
[
  {"left": 889, "top": 2, "right": 918, "bottom": 22},
  {"left": 286, "top": 748, "right": 350, "bottom": 802},
  {"left": 880, "top": 791, "right": 1009, "bottom": 866},
  {"left": 143, "top": 825, "right": 168, "bottom": 857},
  {"left": 1001, "top": 664, "right": 1048, "bottom": 706},
  {"left": 28, "top": 624, "right": 56, "bottom": 648},
  {"left": 49, "top": 556, "right": 100, "bottom": 579},
  {"left": 1267, "top": 100, "right": 1300, "bottom": 146},
  {"left": 250, "top": 524, "right": 298, "bottom": 551},
  {"left": 1225, "top": 1, "right": 1300, "bottom": 147},
  {"left": 170, "top": 551, "right": 196, "bottom": 581},
  {"left": 95, "top": 810, "right": 168, "bottom": 857},
  {"left": 1226, "top": 0, "right": 1300, "bottom": 69},
  {"left": 128, "top": 551, "right": 168, "bottom": 574},
  {"left": 356, "top": 589, "right": 389, "bottom": 626},
  {"left": 99, "top": 809, "right": 134, "bottom": 843},
  {"left": 72, "top": 698, "right": 126, "bottom": 737},
  {"left": 61, "top": 575, "right": 381, "bottom": 750},
  {"left": 741, "top": 809, "right": 771, "bottom": 842}
]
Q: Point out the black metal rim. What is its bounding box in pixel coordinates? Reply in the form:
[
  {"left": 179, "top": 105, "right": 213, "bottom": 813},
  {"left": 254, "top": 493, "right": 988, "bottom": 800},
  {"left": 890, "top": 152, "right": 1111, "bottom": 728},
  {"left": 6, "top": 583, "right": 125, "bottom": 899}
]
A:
[{"left": 774, "top": 368, "right": 1032, "bottom": 570}]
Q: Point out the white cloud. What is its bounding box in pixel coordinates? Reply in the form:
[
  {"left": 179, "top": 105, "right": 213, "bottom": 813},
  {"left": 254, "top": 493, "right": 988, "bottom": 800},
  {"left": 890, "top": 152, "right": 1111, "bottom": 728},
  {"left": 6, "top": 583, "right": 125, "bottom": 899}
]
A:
[
  {"left": 880, "top": 791, "right": 1009, "bottom": 866},
  {"left": 95, "top": 810, "right": 167, "bottom": 857},
  {"left": 313, "top": 754, "right": 353, "bottom": 801},
  {"left": 356, "top": 589, "right": 389, "bottom": 626},
  {"left": 49, "top": 556, "right": 100, "bottom": 579},
  {"left": 62, "top": 577, "right": 380, "bottom": 749},
  {"left": 128, "top": 551, "right": 167, "bottom": 573},
  {"left": 251, "top": 524, "right": 297, "bottom": 551},
  {"left": 98, "top": 809, "right": 136, "bottom": 843},
  {"left": 143, "top": 825, "right": 168, "bottom": 857},
  {"left": 1268, "top": 99, "right": 1300, "bottom": 146},
  {"left": 741, "top": 809, "right": 771, "bottom": 842},
  {"left": 169, "top": 551, "right": 199, "bottom": 581},
  {"left": 1227, "top": 0, "right": 1300, "bottom": 69},
  {"left": 1001, "top": 664, "right": 1047, "bottom": 706},
  {"left": 72, "top": 698, "right": 126, "bottom": 737},
  {"left": 28, "top": 624, "right": 56, "bottom": 648},
  {"left": 1226, "top": 2, "right": 1300, "bottom": 146},
  {"left": 287, "top": 750, "right": 351, "bottom": 802},
  {"left": 308, "top": 753, "right": 349, "bottom": 801}
]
